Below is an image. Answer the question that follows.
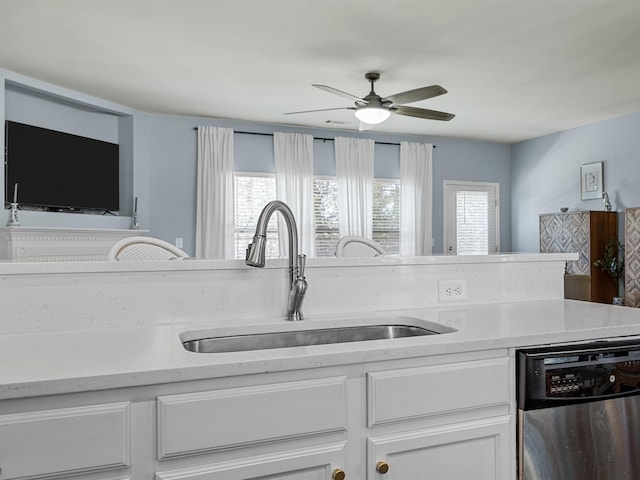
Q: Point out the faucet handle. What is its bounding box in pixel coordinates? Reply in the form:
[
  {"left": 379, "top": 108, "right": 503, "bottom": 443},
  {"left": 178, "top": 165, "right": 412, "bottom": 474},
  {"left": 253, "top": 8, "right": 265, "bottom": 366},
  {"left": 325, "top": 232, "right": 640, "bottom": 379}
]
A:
[{"left": 297, "top": 254, "right": 306, "bottom": 278}]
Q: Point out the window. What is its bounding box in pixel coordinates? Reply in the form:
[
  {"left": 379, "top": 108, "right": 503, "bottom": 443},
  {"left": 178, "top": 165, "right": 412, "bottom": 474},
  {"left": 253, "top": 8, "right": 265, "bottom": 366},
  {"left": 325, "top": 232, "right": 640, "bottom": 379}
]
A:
[
  {"left": 443, "top": 181, "right": 499, "bottom": 254},
  {"left": 313, "top": 177, "right": 400, "bottom": 256},
  {"left": 372, "top": 180, "right": 400, "bottom": 254},
  {"left": 234, "top": 174, "right": 401, "bottom": 258},
  {"left": 314, "top": 177, "right": 340, "bottom": 257},
  {"left": 233, "top": 174, "right": 279, "bottom": 259}
]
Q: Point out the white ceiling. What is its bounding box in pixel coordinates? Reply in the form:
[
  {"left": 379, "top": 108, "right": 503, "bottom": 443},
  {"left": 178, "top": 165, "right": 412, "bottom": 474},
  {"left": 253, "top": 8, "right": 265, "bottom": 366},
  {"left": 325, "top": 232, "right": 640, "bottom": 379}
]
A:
[{"left": 2, "top": 0, "right": 640, "bottom": 143}]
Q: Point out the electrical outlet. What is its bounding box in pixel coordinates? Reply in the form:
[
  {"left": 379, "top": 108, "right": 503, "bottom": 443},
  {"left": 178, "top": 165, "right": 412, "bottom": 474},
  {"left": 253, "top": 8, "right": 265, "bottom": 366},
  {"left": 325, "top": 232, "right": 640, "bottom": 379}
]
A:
[
  {"left": 438, "top": 279, "right": 468, "bottom": 302},
  {"left": 175, "top": 237, "right": 183, "bottom": 248}
]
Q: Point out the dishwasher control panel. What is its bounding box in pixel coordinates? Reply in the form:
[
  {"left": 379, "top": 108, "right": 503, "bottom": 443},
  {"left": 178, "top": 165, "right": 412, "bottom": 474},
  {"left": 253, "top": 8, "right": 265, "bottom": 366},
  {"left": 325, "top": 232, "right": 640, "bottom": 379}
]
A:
[
  {"left": 518, "top": 340, "right": 640, "bottom": 409},
  {"left": 545, "top": 360, "right": 640, "bottom": 398},
  {"left": 548, "top": 370, "right": 581, "bottom": 396}
]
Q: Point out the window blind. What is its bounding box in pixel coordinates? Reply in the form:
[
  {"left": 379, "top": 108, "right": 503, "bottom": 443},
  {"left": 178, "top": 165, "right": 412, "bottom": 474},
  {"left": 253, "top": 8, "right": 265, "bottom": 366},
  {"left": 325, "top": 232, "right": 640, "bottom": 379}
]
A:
[{"left": 455, "top": 190, "right": 489, "bottom": 254}]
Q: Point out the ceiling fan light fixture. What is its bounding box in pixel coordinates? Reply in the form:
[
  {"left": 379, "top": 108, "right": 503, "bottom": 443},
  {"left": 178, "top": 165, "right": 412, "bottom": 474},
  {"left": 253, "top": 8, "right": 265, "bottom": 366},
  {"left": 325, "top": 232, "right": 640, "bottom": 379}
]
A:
[{"left": 354, "top": 107, "right": 391, "bottom": 125}]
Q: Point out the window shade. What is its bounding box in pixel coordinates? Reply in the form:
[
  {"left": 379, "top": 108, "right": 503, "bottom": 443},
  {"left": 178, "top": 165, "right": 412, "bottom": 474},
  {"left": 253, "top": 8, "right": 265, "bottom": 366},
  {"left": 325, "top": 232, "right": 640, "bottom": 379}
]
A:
[{"left": 455, "top": 191, "right": 489, "bottom": 254}]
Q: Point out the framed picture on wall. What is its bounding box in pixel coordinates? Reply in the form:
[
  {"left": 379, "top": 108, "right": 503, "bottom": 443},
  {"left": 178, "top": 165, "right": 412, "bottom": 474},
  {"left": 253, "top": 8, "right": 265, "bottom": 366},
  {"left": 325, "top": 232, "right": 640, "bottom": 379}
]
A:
[{"left": 580, "top": 162, "right": 603, "bottom": 200}]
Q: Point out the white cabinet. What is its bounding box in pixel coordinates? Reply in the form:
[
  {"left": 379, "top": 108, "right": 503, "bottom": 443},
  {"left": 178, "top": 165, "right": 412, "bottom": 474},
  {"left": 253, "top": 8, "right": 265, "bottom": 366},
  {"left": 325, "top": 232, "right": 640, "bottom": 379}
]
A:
[
  {"left": 154, "top": 375, "right": 349, "bottom": 480},
  {"left": 367, "top": 357, "right": 509, "bottom": 426},
  {"left": 0, "top": 402, "right": 131, "bottom": 479},
  {"left": 157, "top": 377, "right": 347, "bottom": 459},
  {"left": 0, "top": 350, "right": 514, "bottom": 480},
  {"left": 365, "top": 354, "right": 512, "bottom": 480},
  {"left": 367, "top": 418, "right": 510, "bottom": 480},
  {"left": 155, "top": 443, "right": 347, "bottom": 480},
  {"left": 156, "top": 351, "right": 513, "bottom": 480}
]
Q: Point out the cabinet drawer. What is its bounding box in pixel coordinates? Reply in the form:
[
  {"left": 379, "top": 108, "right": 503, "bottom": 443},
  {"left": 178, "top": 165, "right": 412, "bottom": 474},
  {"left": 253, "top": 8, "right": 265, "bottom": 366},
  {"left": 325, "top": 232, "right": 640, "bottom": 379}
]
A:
[
  {"left": 157, "top": 376, "right": 347, "bottom": 459},
  {"left": 0, "top": 402, "right": 130, "bottom": 479},
  {"left": 367, "top": 357, "right": 509, "bottom": 426},
  {"left": 155, "top": 442, "right": 346, "bottom": 480}
]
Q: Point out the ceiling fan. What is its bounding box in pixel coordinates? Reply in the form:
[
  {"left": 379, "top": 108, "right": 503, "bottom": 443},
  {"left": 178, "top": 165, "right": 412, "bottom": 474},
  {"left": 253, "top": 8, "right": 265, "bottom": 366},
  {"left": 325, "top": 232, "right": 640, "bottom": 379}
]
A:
[{"left": 285, "top": 72, "right": 455, "bottom": 130}]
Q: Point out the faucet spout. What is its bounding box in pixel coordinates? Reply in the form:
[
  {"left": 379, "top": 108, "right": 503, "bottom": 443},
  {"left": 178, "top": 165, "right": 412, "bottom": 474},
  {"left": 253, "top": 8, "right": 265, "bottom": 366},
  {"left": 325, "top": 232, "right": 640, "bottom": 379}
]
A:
[{"left": 245, "top": 200, "right": 308, "bottom": 320}]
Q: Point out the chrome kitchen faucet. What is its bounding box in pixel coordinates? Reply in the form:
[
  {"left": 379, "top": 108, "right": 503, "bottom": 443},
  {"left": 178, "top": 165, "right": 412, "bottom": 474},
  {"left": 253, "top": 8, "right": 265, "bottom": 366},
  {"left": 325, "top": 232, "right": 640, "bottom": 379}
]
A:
[{"left": 245, "top": 200, "right": 308, "bottom": 321}]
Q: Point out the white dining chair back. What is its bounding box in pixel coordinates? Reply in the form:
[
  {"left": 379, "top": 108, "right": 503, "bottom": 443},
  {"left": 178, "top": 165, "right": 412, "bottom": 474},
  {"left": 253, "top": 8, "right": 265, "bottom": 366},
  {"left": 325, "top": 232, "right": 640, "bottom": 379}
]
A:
[
  {"left": 335, "top": 235, "right": 387, "bottom": 257},
  {"left": 108, "top": 236, "right": 189, "bottom": 261}
]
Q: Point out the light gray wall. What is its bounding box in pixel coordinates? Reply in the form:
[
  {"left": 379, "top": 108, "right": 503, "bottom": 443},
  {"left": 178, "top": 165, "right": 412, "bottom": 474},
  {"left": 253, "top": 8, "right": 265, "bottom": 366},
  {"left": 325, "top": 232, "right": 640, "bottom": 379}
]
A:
[
  {"left": 5, "top": 86, "right": 119, "bottom": 142},
  {"left": 511, "top": 111, "right": 640, "bottom": 252},
  {"left": 9, "top": 69, "right": 640, "bottom": 258},
  {"left": 2, "top": 70, "right": 512, "bottom": 255},
  {"left": 144, "top": 114, "right": 512, "bottom": 255}
]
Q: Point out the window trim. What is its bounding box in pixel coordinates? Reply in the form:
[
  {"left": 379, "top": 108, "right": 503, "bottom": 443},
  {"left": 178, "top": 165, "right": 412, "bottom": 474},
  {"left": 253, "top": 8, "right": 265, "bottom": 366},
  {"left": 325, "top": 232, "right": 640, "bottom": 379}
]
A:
[{"left": 234, "top": 171, "right": 276, "bottom": 179}]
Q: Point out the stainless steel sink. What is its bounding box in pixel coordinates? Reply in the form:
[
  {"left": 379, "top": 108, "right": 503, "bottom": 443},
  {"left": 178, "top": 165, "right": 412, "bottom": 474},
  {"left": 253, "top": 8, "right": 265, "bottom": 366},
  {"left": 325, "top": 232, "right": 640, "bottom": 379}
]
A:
[{"left": 182, "top": 320, "right": 450, "bottom": 354}]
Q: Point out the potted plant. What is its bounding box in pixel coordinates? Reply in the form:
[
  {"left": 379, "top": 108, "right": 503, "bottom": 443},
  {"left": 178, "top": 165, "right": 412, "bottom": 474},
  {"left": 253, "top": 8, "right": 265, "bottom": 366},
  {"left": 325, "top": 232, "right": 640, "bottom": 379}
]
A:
[{"left": 593, "top": 238, "right": 625, "bottom": 305}]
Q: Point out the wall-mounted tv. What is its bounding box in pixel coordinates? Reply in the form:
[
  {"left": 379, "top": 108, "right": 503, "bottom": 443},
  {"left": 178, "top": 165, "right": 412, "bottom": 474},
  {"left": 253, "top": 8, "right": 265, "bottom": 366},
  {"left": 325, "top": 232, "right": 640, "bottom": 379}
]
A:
[{"left": 4, "top": 120, "right": 120, "bottom": 212}]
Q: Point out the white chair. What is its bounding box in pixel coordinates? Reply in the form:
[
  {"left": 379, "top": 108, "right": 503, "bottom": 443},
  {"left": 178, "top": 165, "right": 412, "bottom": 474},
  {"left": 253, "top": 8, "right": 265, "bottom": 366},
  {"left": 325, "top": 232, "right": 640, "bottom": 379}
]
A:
[
  {"left": 108, "top": 236, "right": 189, "bottom": 261},
  {"left": 335, "top": 235, "right": 387, "bottom": 257}
]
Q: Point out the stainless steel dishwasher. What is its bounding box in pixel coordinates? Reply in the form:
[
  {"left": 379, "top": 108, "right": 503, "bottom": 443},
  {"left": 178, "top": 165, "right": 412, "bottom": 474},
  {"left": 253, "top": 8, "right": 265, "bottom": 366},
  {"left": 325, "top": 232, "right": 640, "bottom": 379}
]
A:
[{"left": 517, "top": 339, "right": 640, "bottom": 480}]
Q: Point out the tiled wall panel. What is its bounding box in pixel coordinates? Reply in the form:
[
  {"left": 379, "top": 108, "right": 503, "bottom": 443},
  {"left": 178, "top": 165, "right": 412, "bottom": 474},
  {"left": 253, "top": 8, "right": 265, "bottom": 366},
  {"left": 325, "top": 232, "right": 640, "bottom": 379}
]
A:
[
  {"left": 540, "top": 212, "right": 590, "bottom": 275},
  {"left": 625, "top": 208, "right": 640, "bottom": 307}
]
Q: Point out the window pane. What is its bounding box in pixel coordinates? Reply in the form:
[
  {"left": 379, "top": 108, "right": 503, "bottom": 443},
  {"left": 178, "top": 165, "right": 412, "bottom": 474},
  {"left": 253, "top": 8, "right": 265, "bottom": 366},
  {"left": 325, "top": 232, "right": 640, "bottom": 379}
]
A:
[
  {"left": 456, "top": 190, "right": 489, "bottom": 254},
  {"left": 372, "top": 181, "right": 400, "bottom": 254},
  {"left": 233, "top": 175, "right": 279, "bottom": 259},
  {"left": 236, "top": 175, "right": 401, "bottom": 259},
  {"left": 314, "top": 178, "right": 340, "bottom": 257}
]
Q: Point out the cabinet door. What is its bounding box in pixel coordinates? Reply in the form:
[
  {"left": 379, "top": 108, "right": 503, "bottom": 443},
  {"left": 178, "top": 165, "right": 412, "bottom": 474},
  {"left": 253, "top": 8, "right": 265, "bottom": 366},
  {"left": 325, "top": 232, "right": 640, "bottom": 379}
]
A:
[
  {"left": 367, "top": 417, "right": 510, "bottom": 480},
  {"left": 155, "top": 443, "right": 347, "bottom": 480},
  {"left": 0, "top": 402, "right": 131, "bottom": 479},
  {"left": 540, "top": 212, "right": 590, "bottom": 274}
]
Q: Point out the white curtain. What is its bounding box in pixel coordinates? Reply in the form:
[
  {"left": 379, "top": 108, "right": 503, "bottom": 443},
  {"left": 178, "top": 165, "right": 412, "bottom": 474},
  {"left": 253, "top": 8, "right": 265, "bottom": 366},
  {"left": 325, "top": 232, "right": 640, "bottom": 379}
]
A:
[
  {"left": 400, "top": 142, "right": 433, "bottom": 256},
  {"left": 195, "top": 126, "right": 235, "bottom": 259},
  {"left": 274, "top": 132, "right": 315, "bottom": 257},
  {"left": 335, "top": 137, "right": 375, "bottom": 237}
]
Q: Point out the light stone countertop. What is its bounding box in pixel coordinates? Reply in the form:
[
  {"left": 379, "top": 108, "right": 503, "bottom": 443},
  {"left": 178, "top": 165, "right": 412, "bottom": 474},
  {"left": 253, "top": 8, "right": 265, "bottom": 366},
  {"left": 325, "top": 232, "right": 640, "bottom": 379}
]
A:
[
  {"left": 0, "top": 252, "right": 574, "bottom": 274},
  {"left": 2, "top": 299, "right": 640, "bottom": 400}
]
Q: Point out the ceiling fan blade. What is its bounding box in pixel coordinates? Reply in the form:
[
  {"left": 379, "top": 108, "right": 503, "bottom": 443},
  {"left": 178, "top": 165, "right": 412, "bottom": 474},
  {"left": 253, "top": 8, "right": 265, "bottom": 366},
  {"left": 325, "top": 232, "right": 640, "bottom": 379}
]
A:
[
  {"left": 393, "top": 105, "right": 455, "bottom": 121},
  {"left": 284, "top": 107, "right": 355, "bottom": 115},
  {"left": 313, "top": 84, "right": 367, "bottom": 103},
  {"left": 382, "top": 85, "right": 447, "bottom": 105}
]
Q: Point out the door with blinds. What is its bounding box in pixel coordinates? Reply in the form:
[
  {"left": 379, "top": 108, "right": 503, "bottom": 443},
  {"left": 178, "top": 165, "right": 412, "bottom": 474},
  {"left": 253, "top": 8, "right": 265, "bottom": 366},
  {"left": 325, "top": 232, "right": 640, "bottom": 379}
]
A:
[{"left": 443, "top": 181, "right": 499, "bottom": 254}]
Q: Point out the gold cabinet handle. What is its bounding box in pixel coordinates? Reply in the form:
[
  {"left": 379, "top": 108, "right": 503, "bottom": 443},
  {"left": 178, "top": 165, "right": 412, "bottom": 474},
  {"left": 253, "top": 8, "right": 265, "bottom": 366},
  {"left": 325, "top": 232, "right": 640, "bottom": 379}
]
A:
[
  {"left": 332, "top": 468, "right": 346, "bottom": 480},
  {"left": 376, "top": 461, "right": 389, "bottom": 474}
]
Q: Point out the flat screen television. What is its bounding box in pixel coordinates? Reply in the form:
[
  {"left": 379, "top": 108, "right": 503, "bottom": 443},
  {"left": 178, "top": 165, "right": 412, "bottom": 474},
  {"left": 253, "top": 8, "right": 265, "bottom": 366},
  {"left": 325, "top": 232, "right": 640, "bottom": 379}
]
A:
[{"left": 4, "top": 120, "right": 120, "bottom": 212}]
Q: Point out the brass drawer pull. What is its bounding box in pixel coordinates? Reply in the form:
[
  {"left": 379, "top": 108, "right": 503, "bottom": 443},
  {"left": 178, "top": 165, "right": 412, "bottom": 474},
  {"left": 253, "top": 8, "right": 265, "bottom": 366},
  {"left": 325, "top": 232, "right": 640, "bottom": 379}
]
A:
[
  {"left": 376, "top": 461, "right": 389, "bottom": 474},
  {"left": 332, "top": 468, "right": 346, "bottom": 480}
]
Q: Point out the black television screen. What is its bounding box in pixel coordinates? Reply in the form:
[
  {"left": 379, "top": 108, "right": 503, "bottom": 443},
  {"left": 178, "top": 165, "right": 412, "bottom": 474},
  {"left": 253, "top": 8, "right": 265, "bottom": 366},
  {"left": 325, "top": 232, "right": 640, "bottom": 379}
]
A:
[{"left": 4, "top": 121, "right": 120, "bottom": 212}]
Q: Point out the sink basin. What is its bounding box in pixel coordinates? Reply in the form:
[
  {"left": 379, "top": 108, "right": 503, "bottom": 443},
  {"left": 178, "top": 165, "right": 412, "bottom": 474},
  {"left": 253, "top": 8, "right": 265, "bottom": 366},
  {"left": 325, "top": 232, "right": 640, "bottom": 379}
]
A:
[{"left": 182, "top": 319, "right": 451, "bottom": 354}]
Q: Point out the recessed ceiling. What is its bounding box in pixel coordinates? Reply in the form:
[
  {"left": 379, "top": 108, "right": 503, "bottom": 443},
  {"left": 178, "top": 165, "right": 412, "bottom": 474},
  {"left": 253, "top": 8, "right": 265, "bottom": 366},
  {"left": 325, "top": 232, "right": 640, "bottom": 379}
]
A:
[{"left": 2, "top": 0, "right": 640, "bottom": 143}]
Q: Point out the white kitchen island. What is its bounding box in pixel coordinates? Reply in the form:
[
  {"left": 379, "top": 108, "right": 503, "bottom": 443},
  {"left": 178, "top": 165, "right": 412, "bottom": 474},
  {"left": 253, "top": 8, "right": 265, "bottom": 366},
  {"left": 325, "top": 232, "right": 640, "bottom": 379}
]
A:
[{"left": 1, "top": 254, "right": 639, "bottom": 480}]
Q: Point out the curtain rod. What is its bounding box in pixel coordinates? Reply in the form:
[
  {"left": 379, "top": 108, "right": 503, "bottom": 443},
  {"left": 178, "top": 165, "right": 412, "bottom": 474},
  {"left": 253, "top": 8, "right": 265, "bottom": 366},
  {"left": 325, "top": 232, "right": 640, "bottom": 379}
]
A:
[{"left": 193, "top": 127, "right": 435, "bottom": 148}]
